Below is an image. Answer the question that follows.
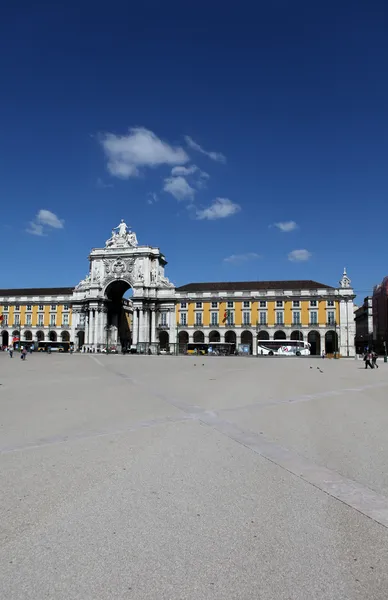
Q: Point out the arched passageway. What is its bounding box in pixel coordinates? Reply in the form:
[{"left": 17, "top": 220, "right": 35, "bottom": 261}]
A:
[
  {"left": 159, "top": 330, "right": 169, "bottom": 350},
  {"left": 178, "top": 331, "right": 189, "bottom": 345},
  {"left": 209, "top": 330, "right": 220, "bottom": 343},
  {"left": 104, "top": 280, "right": 133, "bottom": 349},
  {"left": 77, "top": 330, "right": 85, "bottom": 349},
  {"left": 36, "top": 330, "right": 45, "bottom": 342},
  {"left": 24, "top": 330, "right": 33, "bottom": 341},
  {"left": 61, "top": 331, "right": 70, "bottom": 342},
  {"left": 257, "top": 330, "right": 269, "bottom": 340},
  {"left": 241, "top": 330, "right": 253, "bottom": 353},
  {"left": 325, "top": 331, "right": 338, "bottom": 355},
  {"left": 308, "top": 331, "right": 321, "bottom": 355},
  {"left": 193, "top": 330, "right": 204, "bottom": 343},
  {"left": 1, "top": 331, "right": 9, "bottom": 347},
  {"left": 291, "top": 330, "right": 303, "bottom": 341},
  {"left": 274, "top": 330, "right": 286, "bottom": 340},
  {"left": 49, "top": 331, "right": 57, "bottom": 342}
]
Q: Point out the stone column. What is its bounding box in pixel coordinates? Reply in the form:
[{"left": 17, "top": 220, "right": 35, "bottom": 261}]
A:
[
  {"left": 84, "top": 309, "right": 89, "bottom": 346},
  {"left": 151, "top": 308, "right": 156, "bottom": 344},
  {"left": 139, "top": 307, "right": 145, "bottom": 343},
  {"left": 132, "top": 309, "right": 138, "bottom": 346},
  {"left": 94, "top": 310, "right": 100, "bottom": 347},
  {"left": 99, "top": 308, "right": 107, "bottom": 347},
  {"left": 89, "top": 309, "right": 94, "bottom": 348},
  {"left": 70, "top": 310, "right": 77, "bottom": 346}
]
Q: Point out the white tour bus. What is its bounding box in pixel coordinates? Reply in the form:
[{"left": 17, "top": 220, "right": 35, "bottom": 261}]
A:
[{"left": 257, "top": 339, "right": 310, "bottom": 356}]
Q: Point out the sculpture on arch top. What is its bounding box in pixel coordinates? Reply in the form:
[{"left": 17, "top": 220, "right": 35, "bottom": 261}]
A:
[{"left": 105, "top": 219, "right": 138, "bottom": 249}]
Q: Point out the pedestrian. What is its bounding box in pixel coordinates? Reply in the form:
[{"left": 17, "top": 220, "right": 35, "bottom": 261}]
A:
[
  {"left": 364, "top": 351, "right": 374, "bottom": 369},
  {"left": 21, "top": 347, "right": 27, "bottom": 360},
  {"left": 8, "top": 346, "right": 13, "bottom": 358},
  {"left": 372, "top": 351, "right": 379, "bottom": 369},
  {"left": 321, "top": 350, "right": 325, "bottom": 359}
]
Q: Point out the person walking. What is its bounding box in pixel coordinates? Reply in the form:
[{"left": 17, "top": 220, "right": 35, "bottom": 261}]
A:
[
  {"left": 372, "top": 351, "right": 379, "bottom": 369},
  {"left": 8, "top": 346, "right": 13, "bottom": 358},
  {"left": 364, "top": 351, "right": 374, "bottom": 369}
]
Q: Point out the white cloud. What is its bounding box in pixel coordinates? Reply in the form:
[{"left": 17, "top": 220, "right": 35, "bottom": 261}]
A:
[
  {"left": 147, "top": 192, "right": 159, "bottom": 205},
  {"left": 26, "top": 209, "right": 64, "bottom": 236},
  {"left": 288, "top": 249, "right": 312, "bottom": 262},
  {"left": 273, "top": 220, "right": 298, "bottom": 232},
  {"left": 100, "top": 127, "right": 189, "bottom": 178},
  {"left": 171, "top": 165, "right": 198, "bottom": 176},
  {"left": 96, "top": 177, "right": 113, "bottom": 189},
  {"left": 224, "top": 252, "right": 261, "bottom": 265},
  {"left": 163, "top": 176, "right": 195, "bottom": 201},
  {"left": 184, "top": 135, "right": 226, "bottom": 163},
  {"left": 26, "top": 222, "right": 44, "bottom": 236},
  {"left": 196, "top": 197, "right": 241, "bottom": 220}
]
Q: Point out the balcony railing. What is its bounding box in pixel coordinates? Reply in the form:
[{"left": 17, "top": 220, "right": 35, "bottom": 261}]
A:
[
  {"left": 257, "top": 322, "right": 268, "bottom": 328},
  {"left": 292, "top": 322, "right": 302, "bottom": 327},
  {"left": 274, "top": 322, "right": 284, "bottom": 327},
  {"left": 326, "top": 321, "right": 336, "bottom": 327},
  {"left": 210, "top": 322, "right": 219, "bottom": 327},
  {"left": 194, "top": 323, "right": 203, "bottom": 328},
  {"left": 242, "top": 322, "right": 251, "bottom": 327},
  {"left": 157, "top": 324, "right": 169, "bottom": 329},
  {"left": 309, "top": 322, "right": 319, "bottom": 327},
  {"left": 177, "top": 322, "right": 187, "bottom": 328}
]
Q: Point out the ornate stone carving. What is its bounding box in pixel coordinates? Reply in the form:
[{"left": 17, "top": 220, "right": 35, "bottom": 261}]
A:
[{"left": 75, "top": 273, "right": 91, "bottom": 290}]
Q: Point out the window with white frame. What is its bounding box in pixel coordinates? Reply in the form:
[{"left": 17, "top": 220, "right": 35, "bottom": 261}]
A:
[
  {"left": 327, "top": 311, "right": 335, "bottom": 325},
  {"left": 50, "top": 314, "right": 56, "bottom": 326},
  {"left": 27, "top": 304, "right": 32, "bottom": 311},
  {"left": 3, "top": 305, "right": 8, "bottom": 311},
  {"left": 276, "top": 311, "right": 283, "bottom": 325},
  {"left": 227, "top": 301, "right": 234, "bottom": 308},
  {"left": 259, "top": 300, "right": 266, "bottom": 308},
  {"left": 243, "top": 311, "right": 250, "bottom": 325},
  {"left": 180, "top": 302, "right": 187, "bottom": 308},
  {"left": 310, "top": 300, "right": 317, "bottom": 307},
  {"left": 293, "top": 300, "right": 300, "bottom": 308},
  {"left": 293, "top": 311, "right": 301, "bottom": 324},
  {"left": 227, "top": 311, "right": 234, "bottom": 325},
  {"left": 211, "top": 301, "right": 218, "bottom": 308},
  {"left": 51, "top": 304, "right": 57, "bottom": 311},
  {"left": 243, "top": 301, "right": 250, "bottom": 308},
  {"left": 327, "top": 300, "right": 335, "bottom": 307},
  {"left": 14, "top": 314, "right": 20, "bottom": 325},
  {"left": 63, "top": 304, "right": 69, "bottom": 311},
  {"left": 195, "top": 302, "right": 202, "bottom": 309},
  {"left": 259, "top": 311, "right": 267, "bottom": 325},
  {"left": 15, "top": 305, "right": 20, "bottom": 311},
  {"left": 2, "top": 314, "right": 8, "bottom": 326},
  {"left": 38, "top": 304, "right": 44, "bottom": 311},
  {"left": 276, "top": 300, "right": 283, "bottom": 308},
  {"left": 211, "top": 312, "right": 218, "bottom": 325},
  {"left": 180, "top": 312, "right": 187, "bottom": 325},
  {"left": 38, "top": 314, "right": 44, "bottom": 326},
  {"left": 62, "top": 314, "right": 69, "bottom": 326},
  {"left": 26, "top": 314, "right": 32, "bottom": 325},
  {"left": 160, "top": 312, "right": 167, "bottom": 326},
  {"left": 310, "top": 311, "right": 318, "bottom": 324},
  {"left": 195, "top": 312, "right": 202, "bottom": 326}
]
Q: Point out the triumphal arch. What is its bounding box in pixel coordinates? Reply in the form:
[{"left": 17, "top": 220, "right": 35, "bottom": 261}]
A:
[{"left": 71, "top": 220, "right": 176, "bottom": 351}]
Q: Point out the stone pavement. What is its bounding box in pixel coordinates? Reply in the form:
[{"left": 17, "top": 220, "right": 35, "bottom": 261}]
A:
[{"left": 1, "top": 353, "right": 388, "bottom": 599}]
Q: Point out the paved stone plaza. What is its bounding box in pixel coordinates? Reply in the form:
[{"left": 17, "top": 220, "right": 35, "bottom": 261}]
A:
[{"left": 1, "top": 353, "right": 388, "bottom": 599}]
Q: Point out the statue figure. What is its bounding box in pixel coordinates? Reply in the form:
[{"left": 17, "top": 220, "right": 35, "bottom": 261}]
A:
[
  {"left": 113, "top": 219, "right": 128, "bottom": 237},
  {"left": 104, "top": 220, "right": 138, "bottom": 248}
]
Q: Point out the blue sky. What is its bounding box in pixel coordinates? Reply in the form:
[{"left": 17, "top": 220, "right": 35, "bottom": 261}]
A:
[{"left": 1, "top": 1, "right": 387, "bottom": 300}]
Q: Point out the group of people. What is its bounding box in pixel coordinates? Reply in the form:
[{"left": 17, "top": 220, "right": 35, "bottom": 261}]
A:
[
  {"left": 6, "top": 345, "right": 32, "bottom": 359},
  {"left": 363, "top": 350, "right": 379, "bottom": 369}
]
